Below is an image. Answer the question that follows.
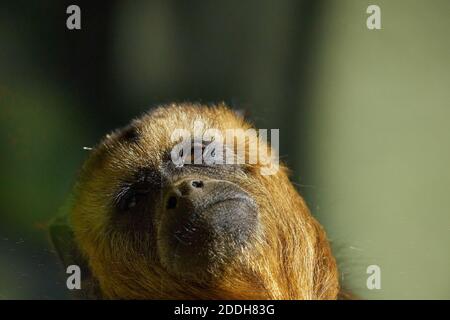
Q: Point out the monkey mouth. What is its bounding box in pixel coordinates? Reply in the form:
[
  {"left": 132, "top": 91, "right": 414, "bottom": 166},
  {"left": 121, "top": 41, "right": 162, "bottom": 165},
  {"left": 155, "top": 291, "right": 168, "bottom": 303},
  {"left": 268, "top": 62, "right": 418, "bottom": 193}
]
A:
[{"left": 157, "top": 197, "right": 258, "bottom": 281}]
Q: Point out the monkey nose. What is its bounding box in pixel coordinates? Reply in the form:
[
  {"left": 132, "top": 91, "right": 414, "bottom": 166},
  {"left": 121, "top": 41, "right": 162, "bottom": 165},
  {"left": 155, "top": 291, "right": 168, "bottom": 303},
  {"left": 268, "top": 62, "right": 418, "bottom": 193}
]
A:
[{"left": 164, "top": 179, "right": 205, "bottom": 211}]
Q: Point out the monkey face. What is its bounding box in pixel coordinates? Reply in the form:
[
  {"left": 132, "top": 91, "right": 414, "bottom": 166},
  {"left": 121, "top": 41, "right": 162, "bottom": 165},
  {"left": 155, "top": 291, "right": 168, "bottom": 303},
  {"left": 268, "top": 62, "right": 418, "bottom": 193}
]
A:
[
  {"left": 110, "top": 150, "right": 260, "bottom": 283},
  {"left": 68, "top": 103, "right": 339, "bottom": 299}
]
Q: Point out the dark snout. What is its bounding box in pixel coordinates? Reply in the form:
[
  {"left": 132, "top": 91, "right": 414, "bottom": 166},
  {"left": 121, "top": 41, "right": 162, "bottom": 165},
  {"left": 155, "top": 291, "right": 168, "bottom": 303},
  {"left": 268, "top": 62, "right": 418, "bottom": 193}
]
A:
[{"left": 157, "top": 177, "right": 258, "bottom": 280}]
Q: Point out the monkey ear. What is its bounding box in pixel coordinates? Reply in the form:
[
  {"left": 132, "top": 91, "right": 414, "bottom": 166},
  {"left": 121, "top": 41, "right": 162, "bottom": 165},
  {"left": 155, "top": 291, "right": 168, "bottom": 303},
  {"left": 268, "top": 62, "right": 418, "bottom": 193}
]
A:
[{"left": 49, "top": 214, "right": 102, "bottom": 299}]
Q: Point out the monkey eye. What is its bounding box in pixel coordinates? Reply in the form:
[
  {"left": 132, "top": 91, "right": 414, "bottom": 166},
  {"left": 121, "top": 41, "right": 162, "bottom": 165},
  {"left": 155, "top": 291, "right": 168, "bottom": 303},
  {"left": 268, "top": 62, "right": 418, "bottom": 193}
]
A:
[
  {"left": 123, "top": 193, "right": 137, "bottom": 210},
  {"left": 115, "top": 183, "right": 150, "bottom": 212},
  {"left": 185, "top": 141, "right": 218, "bottom": 166}
]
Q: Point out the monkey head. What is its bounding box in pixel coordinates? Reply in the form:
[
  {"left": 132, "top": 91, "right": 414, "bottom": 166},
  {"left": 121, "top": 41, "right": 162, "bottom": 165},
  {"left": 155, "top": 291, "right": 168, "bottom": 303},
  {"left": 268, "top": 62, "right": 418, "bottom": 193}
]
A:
[{"left": 51, "top": 103, "right": 339, "bottom": 299}]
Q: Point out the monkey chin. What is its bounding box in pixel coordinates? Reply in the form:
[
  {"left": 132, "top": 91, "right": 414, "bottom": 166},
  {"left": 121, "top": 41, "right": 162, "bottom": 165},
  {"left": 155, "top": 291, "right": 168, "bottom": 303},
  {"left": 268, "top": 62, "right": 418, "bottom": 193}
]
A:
[{"left": 155, "top": 178, "right": 259, "bottom": 283}]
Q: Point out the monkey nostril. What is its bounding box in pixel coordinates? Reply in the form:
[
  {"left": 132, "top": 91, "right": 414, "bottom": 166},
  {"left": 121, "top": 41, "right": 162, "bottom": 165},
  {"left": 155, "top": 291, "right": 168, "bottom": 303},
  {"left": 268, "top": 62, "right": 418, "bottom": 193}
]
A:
[
  {"left": 191, "top": 180, "right": 204, "bottom": 188},
  {"left": 166, "top": 195, "right": 178, "bottom": 210}
]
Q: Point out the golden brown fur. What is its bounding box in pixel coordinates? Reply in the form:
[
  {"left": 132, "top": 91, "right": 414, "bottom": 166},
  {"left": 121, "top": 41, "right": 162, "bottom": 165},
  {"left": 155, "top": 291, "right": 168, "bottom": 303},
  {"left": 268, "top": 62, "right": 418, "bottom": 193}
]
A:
[{"left": 69, "top": 103, "right": 339, "bottom": 299}]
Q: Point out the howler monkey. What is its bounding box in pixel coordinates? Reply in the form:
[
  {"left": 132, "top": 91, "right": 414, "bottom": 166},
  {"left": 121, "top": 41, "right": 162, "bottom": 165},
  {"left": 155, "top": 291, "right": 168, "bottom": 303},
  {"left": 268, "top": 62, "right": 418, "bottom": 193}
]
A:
[{"left": 50, "top": 103, "right": 340, "bottom": 299}]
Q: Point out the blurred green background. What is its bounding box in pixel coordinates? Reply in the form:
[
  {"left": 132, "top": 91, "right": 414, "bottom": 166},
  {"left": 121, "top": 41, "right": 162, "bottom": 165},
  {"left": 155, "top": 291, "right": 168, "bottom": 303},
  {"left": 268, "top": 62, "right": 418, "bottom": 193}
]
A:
[{"left": 0, "top": 0, "right": 449, "bottom": 299}]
